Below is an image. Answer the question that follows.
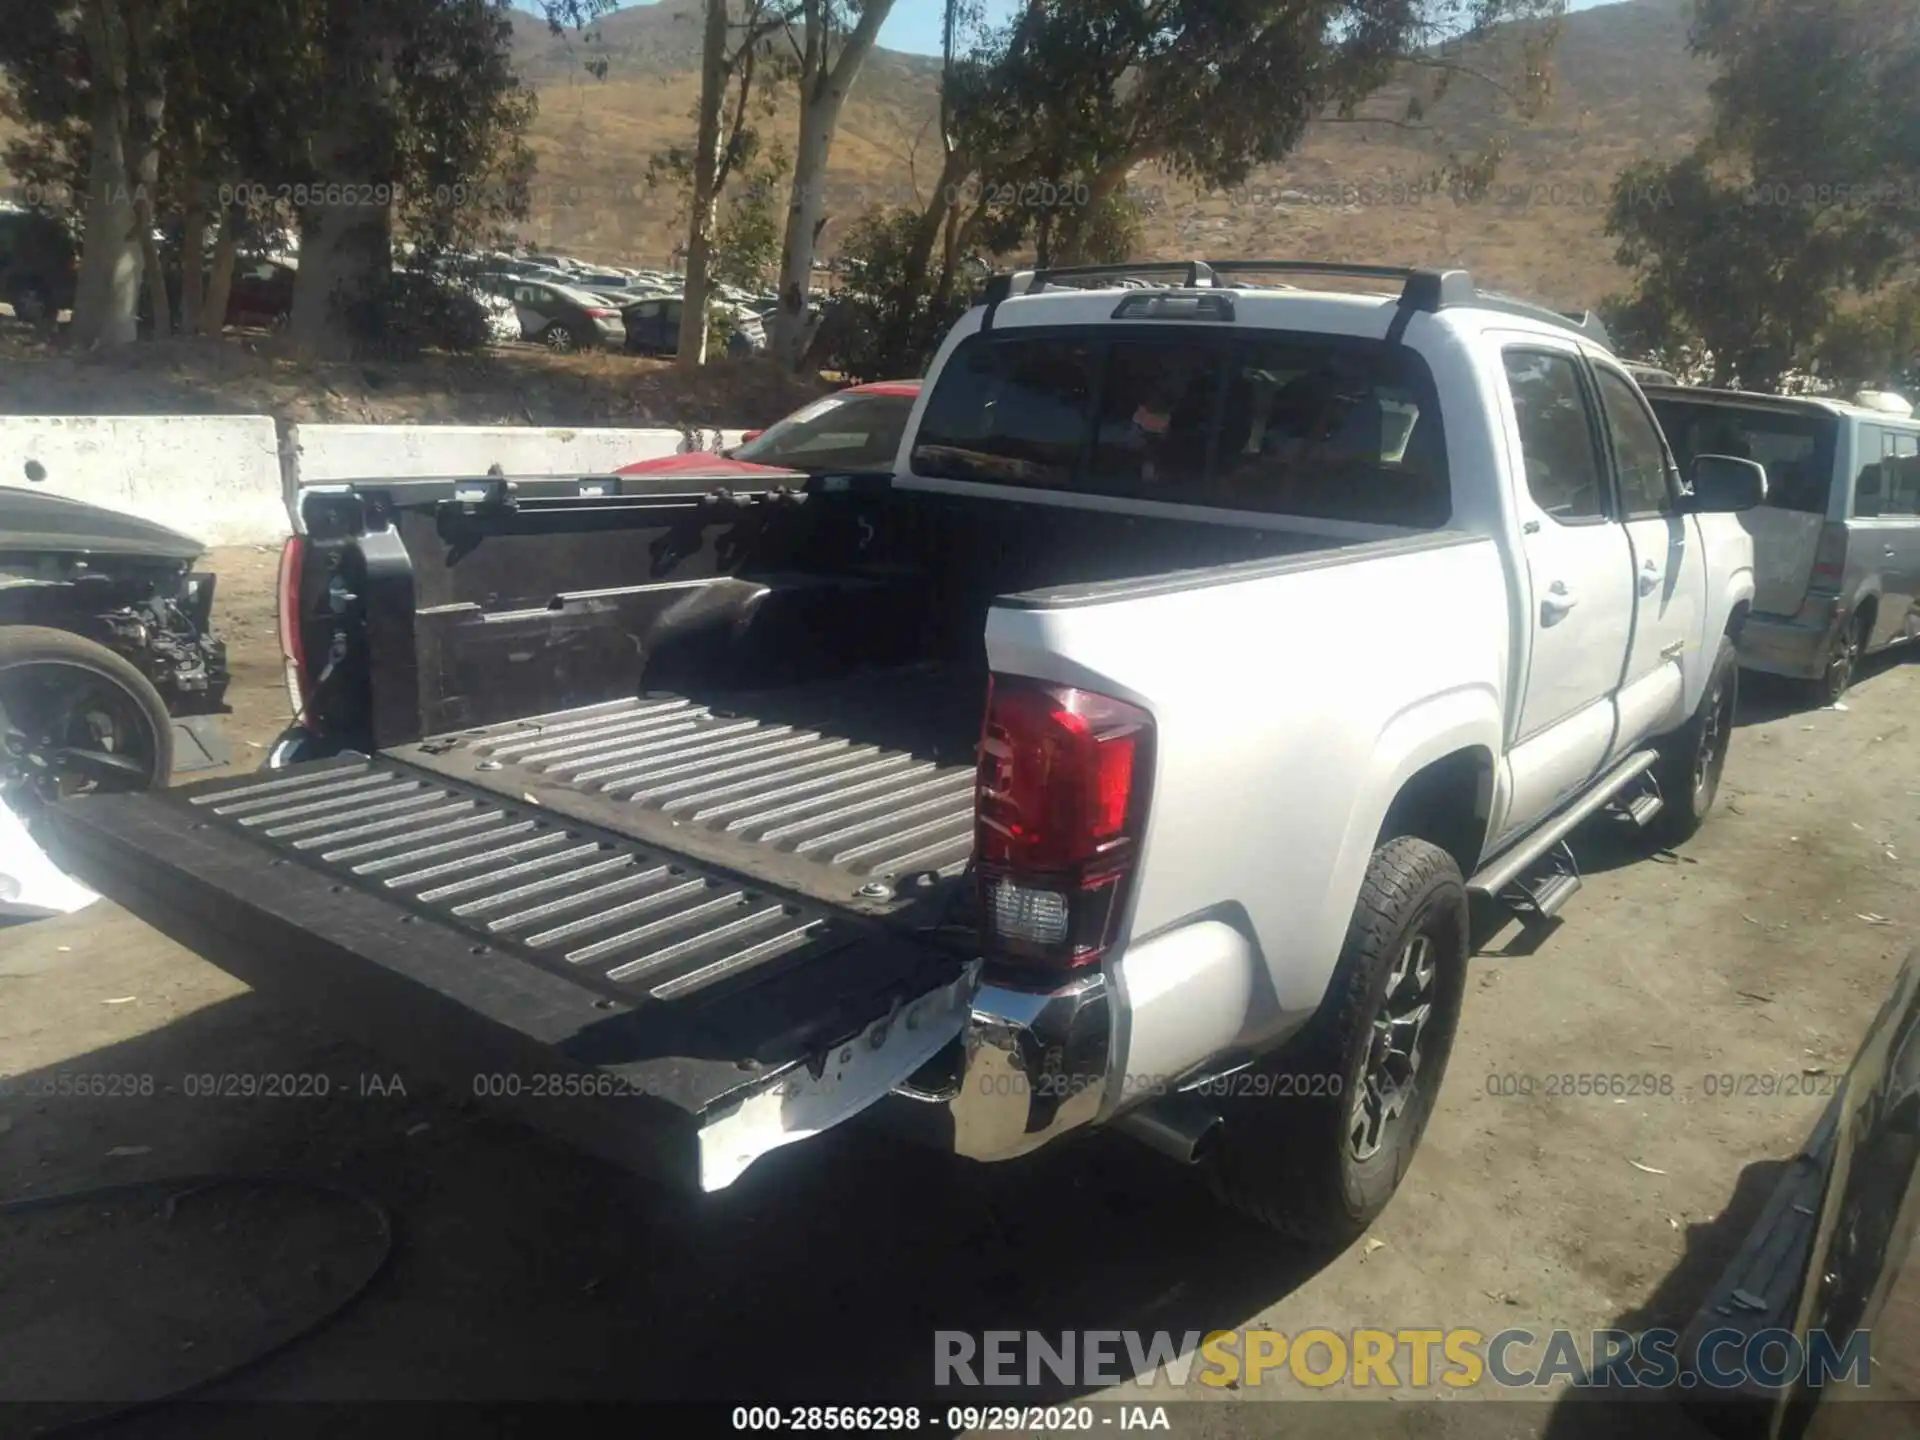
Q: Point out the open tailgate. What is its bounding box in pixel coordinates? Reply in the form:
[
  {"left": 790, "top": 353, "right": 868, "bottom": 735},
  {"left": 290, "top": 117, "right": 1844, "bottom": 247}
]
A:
[{"left": 38, "top": 755, "right": 978, "bottom": 1190}]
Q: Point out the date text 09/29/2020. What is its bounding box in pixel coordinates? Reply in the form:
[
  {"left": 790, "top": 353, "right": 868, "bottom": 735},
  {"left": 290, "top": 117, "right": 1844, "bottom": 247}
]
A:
[
  {"left": 730, "top": 1406, "right": 1170, "bottom": 1432},
  {"left": 974, "top": 1071, "right": 1343, "bottom": 1101}
]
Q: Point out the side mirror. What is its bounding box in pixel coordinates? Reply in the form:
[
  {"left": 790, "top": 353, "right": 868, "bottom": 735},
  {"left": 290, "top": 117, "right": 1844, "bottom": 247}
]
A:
[
  {"left": 739, "top": 429, "right": 764, "bottom": 444},
  {"left": 1687, "top": 454, "right": 1768, "bottom": 512}
]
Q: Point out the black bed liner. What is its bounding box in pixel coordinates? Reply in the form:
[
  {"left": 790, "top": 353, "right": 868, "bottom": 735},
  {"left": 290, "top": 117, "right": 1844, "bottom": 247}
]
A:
[
  {"left": 387, "top": 668, "right": 984, "bottom": 916},
  {"left": 38, "top": 755, "right": 973, "bottom": 1187}
]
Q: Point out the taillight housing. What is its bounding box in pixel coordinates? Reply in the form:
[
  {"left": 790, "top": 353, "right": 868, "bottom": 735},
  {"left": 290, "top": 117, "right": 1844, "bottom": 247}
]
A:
[
  {"left": 1809, "top": 521, "right": 1849, "bottom": 589},
  {"left": 276, "top": 535, "right": 311, "bottom": 722},
  {"left": 974, "top": 675, "right": 1154, "bottom": 971}
]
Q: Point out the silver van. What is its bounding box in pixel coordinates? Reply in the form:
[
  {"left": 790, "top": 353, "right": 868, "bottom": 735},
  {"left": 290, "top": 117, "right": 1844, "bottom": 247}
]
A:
[{"left": 1645, "top": 386, "right": 1920, "bottom": 702}]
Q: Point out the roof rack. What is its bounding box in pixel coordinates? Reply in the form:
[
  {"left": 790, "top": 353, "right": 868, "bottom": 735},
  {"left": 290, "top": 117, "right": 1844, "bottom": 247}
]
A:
[{"left": 976, "top": 259, "right": 1613, "bottom": 350}]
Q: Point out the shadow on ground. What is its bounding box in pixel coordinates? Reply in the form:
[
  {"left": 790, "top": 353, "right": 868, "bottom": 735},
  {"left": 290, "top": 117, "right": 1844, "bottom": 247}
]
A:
[{"left": 0, "top": 990, "right": 1340, "bottom": 1427}]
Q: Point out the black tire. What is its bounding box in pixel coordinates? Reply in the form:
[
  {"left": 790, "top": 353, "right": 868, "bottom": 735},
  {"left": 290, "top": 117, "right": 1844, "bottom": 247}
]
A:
[
  {"left": 1651, "top": 633, "right": 1737, "bottom": 846},
  {"left": 543, "top": 323, "right": 580, "bottom": 353},
  {"left": 1202, "top": 835, "right": 1469, "bottom": 1246},
  {"left": 0, "top": 625, "right": 173, "bottom": 798},
  {"left": 1812, "top": 611, "right": 1870, "bottom": 706}
]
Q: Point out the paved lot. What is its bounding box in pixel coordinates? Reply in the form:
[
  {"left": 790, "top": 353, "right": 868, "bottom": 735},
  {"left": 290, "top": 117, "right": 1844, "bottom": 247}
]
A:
[{"left": 2, "top": 548, "right": 1916, "bottom": 1433}]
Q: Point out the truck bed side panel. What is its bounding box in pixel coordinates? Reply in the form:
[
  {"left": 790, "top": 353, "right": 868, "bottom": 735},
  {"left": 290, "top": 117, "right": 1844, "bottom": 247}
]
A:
[{"left": 985, "top": 531, "right": 1511, "bottom": 1023}]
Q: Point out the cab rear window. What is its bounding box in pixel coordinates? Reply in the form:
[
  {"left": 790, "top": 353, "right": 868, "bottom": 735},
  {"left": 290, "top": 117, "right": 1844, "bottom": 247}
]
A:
[{"left": 910, "top": 329, "right": 1450, "bottom": 527}]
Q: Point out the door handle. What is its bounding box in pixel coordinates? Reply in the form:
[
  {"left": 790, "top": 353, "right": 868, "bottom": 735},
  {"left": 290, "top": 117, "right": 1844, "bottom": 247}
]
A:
[
  {"left": 1540, "top": 581, "right": 1578, "bottom": 625},
  {"left": 1638, "top": 560, "right": 1662, "bottom": 596}
]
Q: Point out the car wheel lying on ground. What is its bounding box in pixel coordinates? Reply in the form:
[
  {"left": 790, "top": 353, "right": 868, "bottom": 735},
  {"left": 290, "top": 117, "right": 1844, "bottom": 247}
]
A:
[
  {"left": 35, "top": 258, "right": 1762, "bottom": 1248},
  {"left": 0, "top": 626, "right": 173, "bottom": 798},
  {"left": 1, "top": 470, "right": 229, "bottom": 798}
]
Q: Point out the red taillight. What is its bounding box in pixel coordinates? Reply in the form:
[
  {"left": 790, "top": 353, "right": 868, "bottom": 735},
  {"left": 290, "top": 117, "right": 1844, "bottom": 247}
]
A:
[
  {"left": 276, "top": 535, "right": 310, "bottom": 721},
  {"left": 1810, "top": 521, "right": 1848, "bottom": 586},
  {"left": 584, "top": 307, "right": 619, "bottom": 319},
  {"left": 975, "top": 675, "right": 1153, "bottom": 969}
]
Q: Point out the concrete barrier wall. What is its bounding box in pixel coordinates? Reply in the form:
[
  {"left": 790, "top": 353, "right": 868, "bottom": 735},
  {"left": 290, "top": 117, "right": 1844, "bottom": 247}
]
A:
[
  {"left": 2, "top": 418, "right": 761, "bottom": 549},
  {"left": 1, "top": 415, "right": 286, "bottom": 549},
  {"left": 285, "top": 423, "right": 722, "bottom": 487}
]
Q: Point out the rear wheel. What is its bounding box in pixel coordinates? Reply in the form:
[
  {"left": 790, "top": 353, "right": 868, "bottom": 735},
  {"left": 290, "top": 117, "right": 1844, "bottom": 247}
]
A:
[
  {"left": 544, "top": 323, "right": 580, "bottom": 353},
  {"left": 1202, "top": 836, "right": 1469, "bottom": 1246},
  {"left": 1650, "top": 634, "right": 1738, "bottom": 846},
  {"left": 1814, "top": 612, "right": 1869, "bottom": 705},
  {"left": 0, "top": 626, "right": 173, "bottom": 804}
]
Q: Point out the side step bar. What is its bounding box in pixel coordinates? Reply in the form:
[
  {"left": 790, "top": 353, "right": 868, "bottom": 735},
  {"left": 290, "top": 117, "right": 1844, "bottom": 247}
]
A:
[{"left": 1469, "top": 748, "right": 1662, "bottom": 907}]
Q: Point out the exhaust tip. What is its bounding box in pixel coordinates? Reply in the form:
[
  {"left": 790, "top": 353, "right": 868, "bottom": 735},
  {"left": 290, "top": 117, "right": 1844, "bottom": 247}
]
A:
[{"left": 1115, "top": 1097, "right": 1223, "bottom": 1166}]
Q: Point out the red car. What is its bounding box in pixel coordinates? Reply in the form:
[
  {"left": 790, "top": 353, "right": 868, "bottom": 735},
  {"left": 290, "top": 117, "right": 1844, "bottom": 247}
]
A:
[{"left": 617, "top": 380, "right": 921, "bottom": 479}]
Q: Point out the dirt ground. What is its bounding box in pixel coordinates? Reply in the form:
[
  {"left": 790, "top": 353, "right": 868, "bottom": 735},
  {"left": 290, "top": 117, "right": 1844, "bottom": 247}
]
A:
[
  {"left": 1, "top": 550, "right": 1916, "bottom": 1434},
  {"left": 0, "top": 326, "right": 829, "bottom": 429}
]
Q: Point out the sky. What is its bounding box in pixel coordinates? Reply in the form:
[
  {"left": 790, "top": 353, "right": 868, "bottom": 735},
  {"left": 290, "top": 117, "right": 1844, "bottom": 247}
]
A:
[
  {"left": 565, "top": 0, "right": 1623, "bottom": 57},
  {"left": 542, "top": 0, "right": 1626, "bottom": 57},
  {"left": 876, "top": 0, "right": 1621, "bottom": 54},
  {"left": 879, "top": 0, "right": 1621, "bottom": 53}
]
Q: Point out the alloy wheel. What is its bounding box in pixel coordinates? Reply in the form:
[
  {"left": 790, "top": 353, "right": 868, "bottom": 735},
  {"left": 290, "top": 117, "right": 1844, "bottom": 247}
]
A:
[
  {"left": 0, "top": 664, "right": 160, "bottom": 802},
  {"left": 1694, "top": 670, "right": 1735, "bottom": 798},
  {"left": 1350, "top": 932, "right": 1437, "bottom": 1162}
]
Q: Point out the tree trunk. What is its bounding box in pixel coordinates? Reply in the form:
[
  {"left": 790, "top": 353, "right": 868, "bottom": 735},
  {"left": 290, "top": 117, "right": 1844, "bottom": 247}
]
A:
[
  {"left": 769, "top": 0, "right": 896, "bottom": 373},
  {"left": 201, "top": 206, "right": 238, "bottom": 334},
  {"left": 289, "top": 190, "right": 394, "bottom": 358},
  {"left": 177, "top": 133, "right": 207, "bottom": 337},
  {"left": 179, "top": 193, "right": 207, "bottom": 337},
  {"left": 678, "top": 0, "right": 730, "bottom": 369},
  {"left": 287, "top": 10, "right": 399, "bottom": 360},
  {"left": 903, "top": 149, "right": 969, "bottom": 294},
  {"left": 69, "top": 0, "right": 142, "bottom": 349},
  {"left": 131, "top": 95, "right": 169, "bottom": 339}
]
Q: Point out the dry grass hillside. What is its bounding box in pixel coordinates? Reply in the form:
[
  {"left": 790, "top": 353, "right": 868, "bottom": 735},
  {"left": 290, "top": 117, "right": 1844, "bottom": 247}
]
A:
[
  {"left": 0, "top": 0, "right": 1714, "bottom": 312},
  {"left": 510, "top": 0, "right": 1716, "bottom": 307}
]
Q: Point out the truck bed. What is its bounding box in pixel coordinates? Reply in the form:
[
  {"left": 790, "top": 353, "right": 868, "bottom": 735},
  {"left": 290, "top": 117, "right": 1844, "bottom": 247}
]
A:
[{"left": 387, "top": 661, "right": 986, "bottom": 918}]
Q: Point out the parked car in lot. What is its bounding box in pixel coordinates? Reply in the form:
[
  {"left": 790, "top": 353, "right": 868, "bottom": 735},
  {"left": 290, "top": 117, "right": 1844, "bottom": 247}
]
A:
[
  {"left": 39, "top": 258, "right": 1760, "bottom": 1247},
  {"left": 1677, "top": 945, "right": 1920, "bottom": 1437},
  {"left": 0, "top": 205, "right": 77, "bottom": 324},
  {"left": 1646, "top": 384, "right": 1920, "bottom": 702},
  {"left": 225, "top": 256, "right": 298, "bottom": 330},
  {"left": 388, "top": 269, "right": 519, "bottom": 350},
  {"left": 485, "top": 277, "right": 623, "bottom": 351},
  {"left": 618, "top": 294, "right": 764, "bottom": 356},
  {"left": 617, "top": 381, "right": 921, "bottom": 480}
]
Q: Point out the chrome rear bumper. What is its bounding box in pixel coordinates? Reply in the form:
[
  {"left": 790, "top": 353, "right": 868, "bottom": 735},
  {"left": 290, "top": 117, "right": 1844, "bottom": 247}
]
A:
[{"left": 896, "top": 971, "right": 1113, "bottom": 1163}]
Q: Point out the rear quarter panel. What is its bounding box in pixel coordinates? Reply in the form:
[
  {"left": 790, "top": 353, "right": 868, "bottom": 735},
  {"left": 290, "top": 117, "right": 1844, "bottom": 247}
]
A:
[{"left": 985, "top": 534, "right": 1510, "bottom": 1034}]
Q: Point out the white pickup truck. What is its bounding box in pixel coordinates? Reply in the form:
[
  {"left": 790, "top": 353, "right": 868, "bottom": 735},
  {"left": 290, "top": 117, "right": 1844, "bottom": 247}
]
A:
[{"left": 35, "top": 260, "right": 1761, "bottom": 1245}]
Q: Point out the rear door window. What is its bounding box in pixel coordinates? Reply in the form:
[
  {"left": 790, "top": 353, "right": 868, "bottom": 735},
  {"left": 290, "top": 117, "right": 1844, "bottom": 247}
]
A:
[
  {"left": 1884, "top": 430, "right": 1920, "bottom": 517},
  {"left": 1593, "top": 366, "right": 1675, "bottom": 517},
  {"left": 1502, "top": 349, "right": 1609, "bottom": 523}
]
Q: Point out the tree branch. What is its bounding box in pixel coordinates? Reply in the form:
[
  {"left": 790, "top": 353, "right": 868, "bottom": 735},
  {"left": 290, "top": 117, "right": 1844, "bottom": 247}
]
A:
[{"left": 827, "top": 0, "right": 893, "bottom": 94}]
